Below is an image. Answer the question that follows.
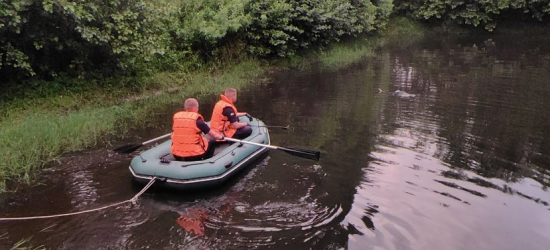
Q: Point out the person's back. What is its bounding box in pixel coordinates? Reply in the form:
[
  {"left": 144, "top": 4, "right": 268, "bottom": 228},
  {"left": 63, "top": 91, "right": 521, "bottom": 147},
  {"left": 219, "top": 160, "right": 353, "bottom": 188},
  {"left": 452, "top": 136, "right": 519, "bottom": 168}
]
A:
[
  {"left": 171, "top": 111, "right": 208, "bottom": 159},
  {"left": 172, "top": 98, "right": 223, "bottom": 161},
  {"left": 210, "top": 93, "right": 238, "bottom": 138},
  {"left": 210, "top": 88, "right": 252, "bottom": 140}
]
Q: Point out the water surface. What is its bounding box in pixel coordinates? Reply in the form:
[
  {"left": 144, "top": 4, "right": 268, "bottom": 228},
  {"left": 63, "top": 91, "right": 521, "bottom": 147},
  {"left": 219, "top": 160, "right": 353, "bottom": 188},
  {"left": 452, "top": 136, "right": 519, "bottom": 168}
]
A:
[{"left": 1, "top": 31, "right": 550, "bottom": 249}]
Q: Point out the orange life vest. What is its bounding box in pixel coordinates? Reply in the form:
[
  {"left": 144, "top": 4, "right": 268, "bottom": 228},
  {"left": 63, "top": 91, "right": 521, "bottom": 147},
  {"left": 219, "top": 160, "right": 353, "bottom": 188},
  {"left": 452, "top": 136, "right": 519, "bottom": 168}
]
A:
[
  {"left": 210, "top": 95, "right": 238, "bottom": 138},
  {"left": 171, "top": 111, "right": 208, "bottom": 157}
]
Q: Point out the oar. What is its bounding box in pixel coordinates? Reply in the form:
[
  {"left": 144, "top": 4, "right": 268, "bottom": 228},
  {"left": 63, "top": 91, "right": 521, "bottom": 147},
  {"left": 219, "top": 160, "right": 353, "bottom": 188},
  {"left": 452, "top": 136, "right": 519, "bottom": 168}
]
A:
[
  {"left": 113, "top": 133, "right": 172, "bottom": 154},
  {"left": 252, "top": 125, "right": 290, "bottom": 130},
  {"left": 244, "top": 115, "right": 289, "bottom": 130},
  {"left": 223, "top": 137, "right": 320, "bottom": 161}
]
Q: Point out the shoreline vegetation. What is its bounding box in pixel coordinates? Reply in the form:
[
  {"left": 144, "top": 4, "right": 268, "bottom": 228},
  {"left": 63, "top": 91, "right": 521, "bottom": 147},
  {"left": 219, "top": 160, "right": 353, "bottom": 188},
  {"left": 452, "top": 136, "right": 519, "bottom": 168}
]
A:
[
  {"left": 0, "top": 17, "right": 419, "bottom": 193},
  {"left": 1, "top": 0, "right": 549, "bottom": 192}
]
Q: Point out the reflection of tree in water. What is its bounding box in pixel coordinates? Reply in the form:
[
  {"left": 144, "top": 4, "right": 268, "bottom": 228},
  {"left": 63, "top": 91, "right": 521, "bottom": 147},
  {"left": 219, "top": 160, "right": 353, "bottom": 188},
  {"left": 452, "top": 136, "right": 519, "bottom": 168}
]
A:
[
  {"left": 238, "top": 57, "right": 388, "bottom": 247},
  {"left": 385, "top": 32, "right": 550, "bottom": 188}
]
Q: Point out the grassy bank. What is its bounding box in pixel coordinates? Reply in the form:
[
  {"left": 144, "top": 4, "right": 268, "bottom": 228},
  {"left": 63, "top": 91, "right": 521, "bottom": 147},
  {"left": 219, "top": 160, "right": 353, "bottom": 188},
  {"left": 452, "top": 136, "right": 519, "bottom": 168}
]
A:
[
  {"left": 0, "top": 17, "right": 423, "bottom": 192},
  {"left": 0, "top": 60, "right": 265, "bottom": 192}
]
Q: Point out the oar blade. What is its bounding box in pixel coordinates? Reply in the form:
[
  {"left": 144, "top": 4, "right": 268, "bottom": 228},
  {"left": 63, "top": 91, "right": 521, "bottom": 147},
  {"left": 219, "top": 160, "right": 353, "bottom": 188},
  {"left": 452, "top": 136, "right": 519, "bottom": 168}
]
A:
[
  {"left": 280, "top": 147, "right": 321, "bottom": 161},
  {"left": 113, "top": 144, "right": 142, "bottom": 154},
  {"left": 223, "top": 137, "right": 320, "bottom": 160}
]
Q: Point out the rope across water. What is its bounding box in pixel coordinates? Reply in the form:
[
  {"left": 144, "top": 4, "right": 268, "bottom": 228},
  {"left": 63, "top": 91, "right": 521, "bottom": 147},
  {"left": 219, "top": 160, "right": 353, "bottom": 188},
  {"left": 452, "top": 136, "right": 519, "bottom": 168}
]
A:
[{"left": 0, "top": 178, "right": 157, "bottom": 221}]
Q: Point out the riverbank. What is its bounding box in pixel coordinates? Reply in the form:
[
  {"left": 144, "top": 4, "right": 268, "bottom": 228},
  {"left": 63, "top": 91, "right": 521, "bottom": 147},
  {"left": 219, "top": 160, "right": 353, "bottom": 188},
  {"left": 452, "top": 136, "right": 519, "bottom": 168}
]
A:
[
  {"left": 0, "top": 60, "right": 265, "bottom": 192},
  {"left": 0, "top": 17, "right": 423, "bottom": 192}
]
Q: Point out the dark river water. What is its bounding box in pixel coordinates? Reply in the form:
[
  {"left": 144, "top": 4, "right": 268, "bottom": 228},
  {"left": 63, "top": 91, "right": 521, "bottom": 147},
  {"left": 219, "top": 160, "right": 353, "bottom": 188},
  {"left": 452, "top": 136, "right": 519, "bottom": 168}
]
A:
[{"left": 1, "top": 31, "right": 550, "bottom": 250}]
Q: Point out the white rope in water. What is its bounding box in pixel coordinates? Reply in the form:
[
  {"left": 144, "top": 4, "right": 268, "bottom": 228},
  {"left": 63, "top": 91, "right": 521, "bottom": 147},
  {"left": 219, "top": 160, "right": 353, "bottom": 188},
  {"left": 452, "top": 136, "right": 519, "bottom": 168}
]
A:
[{"left": 0, "top": 178, "right": 157, "bottom": 221}]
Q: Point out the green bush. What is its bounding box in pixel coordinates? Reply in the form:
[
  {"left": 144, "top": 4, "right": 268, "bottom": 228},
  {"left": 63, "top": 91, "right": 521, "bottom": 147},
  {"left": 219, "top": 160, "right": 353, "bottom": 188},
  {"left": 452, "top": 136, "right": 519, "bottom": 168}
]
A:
[
  {"left": 0, "top": 0, "right": 167, "bottom": 81},
  {"left": 1, "top": 0, "right": 394, "bottom": 85},
  {"left": 394, "top": 0, "right": 550, "bottom": 30},
  {"left": 169, "top": 0, "right": 251, "bottom": 57},
  {"left": 169, "top": 0, "right": 393, "bottom": 58},
  {"left": 246, "top": 0, "right": 393, "bottom": 57}
]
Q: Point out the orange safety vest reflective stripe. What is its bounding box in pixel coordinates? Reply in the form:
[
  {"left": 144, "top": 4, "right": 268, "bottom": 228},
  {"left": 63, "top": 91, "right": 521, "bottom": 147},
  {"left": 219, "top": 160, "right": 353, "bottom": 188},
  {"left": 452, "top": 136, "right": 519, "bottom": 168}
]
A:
[
  {"left": 210, "top": 95, "right": 238, "bottom": 138},
  {"left": 171, "top": 111, "right": 209, "bottom": 157}
]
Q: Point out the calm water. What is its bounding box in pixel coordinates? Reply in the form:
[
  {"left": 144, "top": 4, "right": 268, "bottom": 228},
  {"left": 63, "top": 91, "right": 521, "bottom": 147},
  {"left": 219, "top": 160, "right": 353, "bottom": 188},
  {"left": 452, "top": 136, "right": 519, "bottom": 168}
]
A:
[{"left": 1, "top": 31, "right": 550, "bottom": 249}]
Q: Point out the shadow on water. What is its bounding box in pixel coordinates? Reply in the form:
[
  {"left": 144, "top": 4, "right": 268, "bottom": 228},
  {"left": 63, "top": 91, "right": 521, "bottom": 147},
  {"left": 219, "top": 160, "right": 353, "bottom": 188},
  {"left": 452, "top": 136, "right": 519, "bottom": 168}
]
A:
[{"left": 2, "top": 30, "right": 550, "bottom": 249}]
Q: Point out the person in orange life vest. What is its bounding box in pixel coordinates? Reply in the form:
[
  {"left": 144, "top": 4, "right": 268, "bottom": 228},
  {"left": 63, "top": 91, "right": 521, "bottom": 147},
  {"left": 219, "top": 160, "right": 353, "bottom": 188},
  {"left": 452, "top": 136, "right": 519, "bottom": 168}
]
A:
[
  {"left": 210, "top": 88, "right": 252, "bottom": 140},
  {"left": 171, "top": 98, "right": 223, "bottom": 161}
]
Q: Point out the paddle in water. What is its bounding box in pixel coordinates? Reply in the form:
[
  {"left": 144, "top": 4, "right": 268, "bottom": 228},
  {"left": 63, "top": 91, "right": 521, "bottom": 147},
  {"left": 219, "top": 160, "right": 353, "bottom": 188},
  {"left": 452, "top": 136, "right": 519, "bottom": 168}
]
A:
[
  {"left": 113, "top": 133, "right": 172, "bottom": 154},
  {"left": 223, "top": 137, "right": 320, "bottom": 161}
]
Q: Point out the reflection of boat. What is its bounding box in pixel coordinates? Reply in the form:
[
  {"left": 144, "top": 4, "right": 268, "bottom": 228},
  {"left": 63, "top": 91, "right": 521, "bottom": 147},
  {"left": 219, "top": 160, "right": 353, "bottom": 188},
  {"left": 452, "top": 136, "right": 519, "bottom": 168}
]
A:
[
  {"left": 129, "top": 117, "right": 270, "bottom": 189},
  {"left": 177, "top": 208, "right": 208, "bottom": 235}
]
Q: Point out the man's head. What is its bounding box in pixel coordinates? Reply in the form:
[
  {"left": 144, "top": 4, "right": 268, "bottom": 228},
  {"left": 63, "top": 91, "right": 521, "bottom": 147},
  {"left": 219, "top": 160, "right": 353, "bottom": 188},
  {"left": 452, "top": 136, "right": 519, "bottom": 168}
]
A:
[
  {"left": 224, "top": 88, "right": 238, "bottom": 103},
  {"left": 184, "top": 98, "right": 199, "bottom": 112}
]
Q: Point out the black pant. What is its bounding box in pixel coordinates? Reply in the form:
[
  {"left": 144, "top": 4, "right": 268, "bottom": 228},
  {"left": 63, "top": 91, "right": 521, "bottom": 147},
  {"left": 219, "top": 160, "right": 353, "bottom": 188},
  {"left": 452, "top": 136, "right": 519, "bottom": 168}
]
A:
[
  {"left": 232, "top": 125, "right": 252, "bottom": 139},
  {"left": 174, "top": 138, "right": 217, "bottom": 161}
]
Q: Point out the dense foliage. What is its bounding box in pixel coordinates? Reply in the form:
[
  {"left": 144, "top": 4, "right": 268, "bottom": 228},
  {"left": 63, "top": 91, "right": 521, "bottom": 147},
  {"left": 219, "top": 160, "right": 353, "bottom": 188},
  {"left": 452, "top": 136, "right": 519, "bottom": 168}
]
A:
[
  {"left": 0, "top": 0, "right": 392, "bottom": 84},
  {"left": 164, "top": 0, "right": 394, "bottom": 59},
  {"left": 3, "top": 0, "right": 549, "bottom": 86},
  {"left": 244, "top": 0, "right": 393, "bottom": 57},
  {"left": 394, "top": 0, "right": 550, "bottom": 30},
  {"left": 0, "top": 0, "right": 167, "bottom": 82}
]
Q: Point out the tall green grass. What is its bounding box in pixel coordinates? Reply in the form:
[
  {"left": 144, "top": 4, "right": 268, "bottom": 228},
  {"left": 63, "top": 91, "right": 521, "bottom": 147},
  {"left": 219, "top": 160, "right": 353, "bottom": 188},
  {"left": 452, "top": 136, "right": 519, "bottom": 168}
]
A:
[
  {"left": 0, "top": 108, "right": 119, "bottom": 186},
  {"left": 383, "top": 16, "right": 424, "bottom": 38},
  {"left": 317, "top": 39, "right": 378, "bottom": 69}
]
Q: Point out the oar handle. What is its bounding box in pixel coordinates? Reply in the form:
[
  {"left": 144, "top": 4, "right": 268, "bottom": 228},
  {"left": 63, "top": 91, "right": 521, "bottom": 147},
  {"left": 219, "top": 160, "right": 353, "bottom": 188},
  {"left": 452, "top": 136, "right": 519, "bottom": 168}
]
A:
[
  {"left": 223, "top": 137, "right": 278, "bottom": 149},
  {"left": 142, "top": 133, "right": 172, "bottom": 145}
]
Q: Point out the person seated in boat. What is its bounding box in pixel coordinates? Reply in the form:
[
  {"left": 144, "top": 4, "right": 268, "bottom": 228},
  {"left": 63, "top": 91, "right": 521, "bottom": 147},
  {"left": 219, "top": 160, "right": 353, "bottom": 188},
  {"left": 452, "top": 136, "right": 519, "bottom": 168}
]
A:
[
  {"left": 171, "top": 98, "right": 224, "bottom": 161},
  {"left": 210, "top": 87, "right": 252, "bottom": 140}
]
